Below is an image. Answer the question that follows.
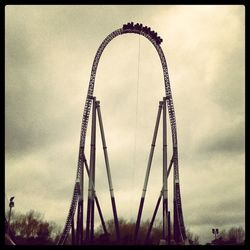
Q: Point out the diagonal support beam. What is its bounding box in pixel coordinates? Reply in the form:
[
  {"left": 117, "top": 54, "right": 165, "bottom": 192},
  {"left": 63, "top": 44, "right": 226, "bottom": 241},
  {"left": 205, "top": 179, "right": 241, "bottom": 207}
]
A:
[
  {"left": 96, "top": 100, "right": 120, "bottom": 241},
  {"left": 134, "top": 101, "right": 163, "bottom": 243},
  {"left": 83, "top": 157, "right": 108, "bottom": 235},
  {"left": 144, "top": 156, "right": 174, "bottom": 243}
]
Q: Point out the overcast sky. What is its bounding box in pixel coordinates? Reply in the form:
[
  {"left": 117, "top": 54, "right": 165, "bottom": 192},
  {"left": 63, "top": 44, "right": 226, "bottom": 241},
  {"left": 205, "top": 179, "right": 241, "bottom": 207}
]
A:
[{"left": 5, "top": 5, "right": 245, "bottom": 244}]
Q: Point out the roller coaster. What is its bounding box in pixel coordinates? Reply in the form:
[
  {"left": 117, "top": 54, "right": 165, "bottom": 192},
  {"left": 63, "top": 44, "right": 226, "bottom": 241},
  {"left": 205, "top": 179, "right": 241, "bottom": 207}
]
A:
[{"left": 57, "top": 22, "right": 187, "bottom": 245}]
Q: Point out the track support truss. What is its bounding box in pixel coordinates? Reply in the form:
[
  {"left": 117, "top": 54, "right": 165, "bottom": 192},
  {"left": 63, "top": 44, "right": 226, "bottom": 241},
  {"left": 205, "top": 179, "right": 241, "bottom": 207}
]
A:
[{"left": 58, "top": 23, "right": 186, "bottom": 245}]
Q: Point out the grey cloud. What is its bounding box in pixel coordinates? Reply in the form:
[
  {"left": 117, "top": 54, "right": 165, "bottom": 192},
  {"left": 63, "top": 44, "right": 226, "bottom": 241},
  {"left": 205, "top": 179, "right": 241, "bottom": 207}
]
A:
[
  {"left": 197, "top": 120, "right": 244, "bottom": 156},
  {"left": 187, "top": 208, "right": 245, "bottom": 228},
  {"left": 209, "top": 46, "right": 244, "bottom": 115},
  {"left": 5, "top": 91, "right": 81, "bottom": 156}
]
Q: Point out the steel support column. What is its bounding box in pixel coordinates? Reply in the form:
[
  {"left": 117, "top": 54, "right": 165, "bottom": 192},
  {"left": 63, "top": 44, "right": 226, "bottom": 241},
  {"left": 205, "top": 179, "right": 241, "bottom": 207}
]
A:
[
  {"left": 162, "top": 97, "right": 168, "bottom": 241},
  {"left": 96, "top": 100, "right": 120, "bottom": 241},
  {"left": 85, "top": 97, "right": 96, "bottom": 242},
  {"left": 134, "top": 101, "right": 163, "bottom": 243},
  {"left": 144, "top": 191, "right": 162, "bottom": 244},
  {"left": 168, "top": 211, "right": 171, "bottom": 245},
  {"left": 71, "top": 217, "right": 75, "bottom": 245},
  {"left": 83, "top": 157, "right": 108, "bottom": 235},
  {"left": 144, "top": 156, "right": 174, "bottom": 243}
]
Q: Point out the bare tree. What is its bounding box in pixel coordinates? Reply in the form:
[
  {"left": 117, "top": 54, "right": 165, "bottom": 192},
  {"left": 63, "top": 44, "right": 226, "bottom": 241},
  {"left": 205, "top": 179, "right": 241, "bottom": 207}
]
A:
[
  {"left": 7, "top": 210, "right": 61, "bottom": 245},
  {"left": 227, "top": 226, "right": 245, "bottom": 244},
  {"left": 212, "top": 226, "right": 245, "bottom": 245},
  {"left": 186, "top": 228, "right": 200, "bottom": 245}
]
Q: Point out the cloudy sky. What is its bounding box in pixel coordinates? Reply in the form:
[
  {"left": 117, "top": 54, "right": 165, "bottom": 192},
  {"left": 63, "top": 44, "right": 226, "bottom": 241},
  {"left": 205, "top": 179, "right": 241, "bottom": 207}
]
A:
[{"left": 5, "top": 5, "right": 245, "bottom": 244}]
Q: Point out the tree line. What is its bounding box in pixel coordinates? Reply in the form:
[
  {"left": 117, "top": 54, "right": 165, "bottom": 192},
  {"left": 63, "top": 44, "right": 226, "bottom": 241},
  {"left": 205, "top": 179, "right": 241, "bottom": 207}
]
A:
[{"left": 5, "top": 209, "right": 244, "bottom": 245}]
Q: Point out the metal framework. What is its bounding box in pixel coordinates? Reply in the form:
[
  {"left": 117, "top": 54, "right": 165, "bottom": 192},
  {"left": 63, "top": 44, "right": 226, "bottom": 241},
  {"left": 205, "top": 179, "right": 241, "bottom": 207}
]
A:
[{"left": 57, "top": 22, "right": 186, "bottom": 245}]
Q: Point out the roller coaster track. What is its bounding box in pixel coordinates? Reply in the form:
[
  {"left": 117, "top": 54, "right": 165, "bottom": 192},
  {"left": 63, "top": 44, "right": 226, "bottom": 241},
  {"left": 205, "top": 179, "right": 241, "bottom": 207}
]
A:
[{"left": 58, "top": 23, "right": 186, "bottom": 244}]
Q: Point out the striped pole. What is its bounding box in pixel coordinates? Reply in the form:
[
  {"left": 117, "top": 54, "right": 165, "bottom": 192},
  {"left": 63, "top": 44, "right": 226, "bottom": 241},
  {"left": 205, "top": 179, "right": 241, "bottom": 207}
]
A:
[
  {"left": 134, "top": 101, "right": 163, "bottom": 243},
  {"left": 90, "top": 98, "right": 96, "bottom": 241},
  {"left": 85, "top": 97, "right": 96, "bottom": 242},
  {"left": 162, "top": 97, "right": 168, "bottom": 241},
  {"left": 96, "top": 101, "right": 120, "bottom": 241},
  {"left": 71, "top": 217, "right": 75, "bottom": 245},
  {"left": 144, "top": 156, "right": 174, "bottom": 243},
  {"left": 83, "top": 157, "right": 108, "bottom": 235}
]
